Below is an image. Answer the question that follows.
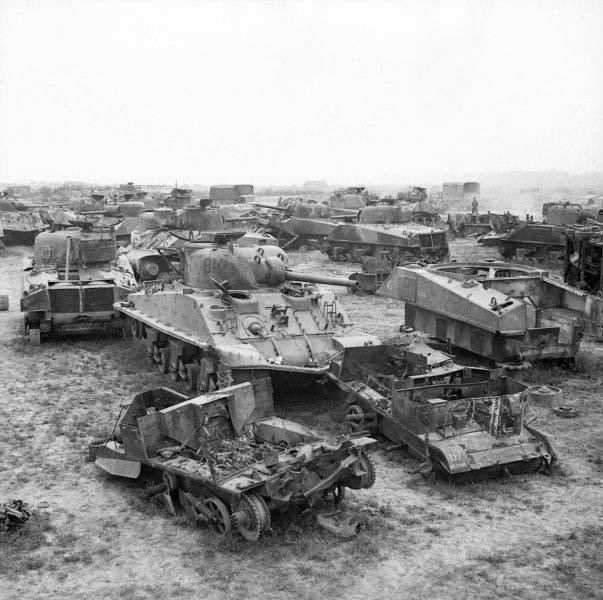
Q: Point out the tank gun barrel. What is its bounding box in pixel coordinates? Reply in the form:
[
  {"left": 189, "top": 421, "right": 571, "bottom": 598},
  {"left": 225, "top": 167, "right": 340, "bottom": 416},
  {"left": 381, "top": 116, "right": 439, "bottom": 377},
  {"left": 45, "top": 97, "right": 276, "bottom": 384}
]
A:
[
  {"left": 253, "top": 203, "right": 288, "bottom": 212},
  {"left": 284, "top": 270, "right": 358, "bottom": 287}
]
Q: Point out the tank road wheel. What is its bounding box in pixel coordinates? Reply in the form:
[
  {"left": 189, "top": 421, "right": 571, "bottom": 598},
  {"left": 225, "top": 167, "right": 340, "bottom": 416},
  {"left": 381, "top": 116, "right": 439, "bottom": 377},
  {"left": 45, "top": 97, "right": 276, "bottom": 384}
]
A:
[
  {"left": 204, "top": 497, "right": 232, "bottom": 535},
  {"left": 231, "top": 493, "right": 269, "bottom": 541},
  {"left": 158, "top": 347, "right": 171, "bottom": 374},
  {"left": 184, "top": 360, "right": 201, "bottom": 393},
  {"left": 345, "top": 404, "right": 367, "bottom": 433}
]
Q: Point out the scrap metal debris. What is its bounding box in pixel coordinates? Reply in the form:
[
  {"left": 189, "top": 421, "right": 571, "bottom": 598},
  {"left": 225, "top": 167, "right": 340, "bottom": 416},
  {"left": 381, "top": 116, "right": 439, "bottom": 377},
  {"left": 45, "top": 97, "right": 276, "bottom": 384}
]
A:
[
  {"left": 317, "top": 510, "right": 361, "bottom": 538},
  {"left": 0, "top": 500, "right": 31, "bottom": 532}
]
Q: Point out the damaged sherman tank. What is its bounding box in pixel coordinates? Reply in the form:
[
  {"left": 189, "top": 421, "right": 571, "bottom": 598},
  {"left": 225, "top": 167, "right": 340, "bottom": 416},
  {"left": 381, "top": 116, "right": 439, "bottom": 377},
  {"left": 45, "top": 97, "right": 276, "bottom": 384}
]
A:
[
  {"left": 341, "top": 370, "right": 557, "bottom": 479},
  {"left": 115, "top": 240, "right": 380, "bottom": 394},
  {"left": 21, "top": 227, "right": 136, "bottom": 344},
  {"left": 448, "top": 211, "right": 519, "bottom": 237},
  {"left": 255, "top": 201, "right": 344, "bottom": 249},
  {"left": 322, "top": 204, "right": 449, "bottom": 263},
  {"left": 378, "top": 261, "right": 595, "bottom": 365},
  {"left": 478, "top": 222, "right": 566, "bottom": 259},
  {"left": 89, "top": 379, "right": 376, "bottom": 541}
]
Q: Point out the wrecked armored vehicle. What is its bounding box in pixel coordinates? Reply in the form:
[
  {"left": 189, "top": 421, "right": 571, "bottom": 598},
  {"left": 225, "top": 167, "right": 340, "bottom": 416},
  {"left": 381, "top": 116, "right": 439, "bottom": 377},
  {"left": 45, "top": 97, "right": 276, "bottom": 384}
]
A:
[
  {"left": 342, "top": 370, "right": 557, "bottom": 478},
  {"left": 330, "top": 186, "right": 377, "bottom": 208},
  {"left": 378, "top": 262, "right": 593, "bottom": 365},
  {"left": 89, "top": 379, "right": 376, "bottom": 541},
  {"left": 21, "top": 228, "right": 136, "bottom": 344},
  {"left": 115, "top": 240, "right": 379, "bottom": 394},
  {"left": 448, "top": 212, "right": 519, "bottom": 237},
  {"left": 323, "top": 204, "right": 449, "bottom": 263},
  {"left": 478, "top": 222, "right": 566, "bottom": 259},
  {"left": 564, "top": 230, "right": 603, "bottom": 336},
  {"left": 255, "top": 201, "right": 342, "bottom": 249},
  {"left": 0, "top": 210, "right": 47, "bottom": 245}
]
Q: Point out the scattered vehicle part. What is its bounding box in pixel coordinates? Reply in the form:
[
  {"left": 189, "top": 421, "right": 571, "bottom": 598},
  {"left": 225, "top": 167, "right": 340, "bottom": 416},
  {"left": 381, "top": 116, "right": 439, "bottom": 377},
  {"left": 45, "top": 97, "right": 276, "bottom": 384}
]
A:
[
  {"left": 552, "top": 406, "right": 579, "bottom": 418},
  {"left": 527, "top": 386, "right": 563, "bottom": 407},
  {"left": 0, "top": 499, "right": 31, "bottom": 531}
]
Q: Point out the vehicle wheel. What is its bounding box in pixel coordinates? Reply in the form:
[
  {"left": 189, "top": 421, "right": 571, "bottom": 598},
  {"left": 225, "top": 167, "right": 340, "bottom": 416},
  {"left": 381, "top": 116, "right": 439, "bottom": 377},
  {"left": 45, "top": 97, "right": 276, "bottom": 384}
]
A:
[
  {"left": 29, "top": 328, "right": 41, "bottom": 346},
  {"left": 204, "top": 497, "right": 232, "bottom": 535},
  {"left": 345, "top": 404, "right": 366, "bottom": 433},
  {"left": 358, "top": 453, "right": 376, "bottom": 489},
  {"left": 232, "top": 493, "right": 268, "bottom": 541},
  {"left": 158, "top": 347, "right": 171, "bottom": 374},
  {"left": 247, "top": 493, "right": 271, "bottom": 531}
]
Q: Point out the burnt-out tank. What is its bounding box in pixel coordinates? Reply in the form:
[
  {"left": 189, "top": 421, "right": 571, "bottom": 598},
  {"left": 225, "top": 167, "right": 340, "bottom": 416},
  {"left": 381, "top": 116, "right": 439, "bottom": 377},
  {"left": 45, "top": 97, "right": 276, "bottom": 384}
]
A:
[
  {"left": 21, "top": 228, "right": 137, "bottom": 344},
  {"left": 89, "top": 379, "right": 376, "bottom": 541},
  {"left": 378, "top": 261, "right": 594, "bottom": 365},
  {"left": 341, "top": 370, "right": 557, "bottom": 479},
  {"left": 478, "top": 222, "right": 566, "bottom": 259},
  {"left": 330, "top": 186, "right": 377, "bottom": 208},
  {"left": 322, "top": 204, "right": 449, "bottom": 263},
  {"left": 114, "top": 241, "right": 384, "bottom": 394}
]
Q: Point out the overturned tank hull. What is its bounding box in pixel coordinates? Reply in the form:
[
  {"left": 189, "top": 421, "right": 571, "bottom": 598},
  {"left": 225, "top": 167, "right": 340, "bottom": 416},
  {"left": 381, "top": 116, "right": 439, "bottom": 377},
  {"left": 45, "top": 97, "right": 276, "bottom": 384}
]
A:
[
  {"left": 89, "top": 380, "right": 376, "bottom": 541},
  {"left": 342, "top": 371, "right": 557, "bottom": 479},
  {"left": 323, "top": 223, "right": 449, "bottom": 263},
  {"left": 378, "top": 262, "right": 589, "bottom": 364}
]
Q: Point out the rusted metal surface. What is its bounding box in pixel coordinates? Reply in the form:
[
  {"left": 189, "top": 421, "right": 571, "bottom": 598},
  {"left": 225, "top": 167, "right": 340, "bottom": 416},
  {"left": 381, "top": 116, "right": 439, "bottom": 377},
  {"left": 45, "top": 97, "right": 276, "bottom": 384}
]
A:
[{"left": 89, "top": 379, "right": 376, "bottom": 541}]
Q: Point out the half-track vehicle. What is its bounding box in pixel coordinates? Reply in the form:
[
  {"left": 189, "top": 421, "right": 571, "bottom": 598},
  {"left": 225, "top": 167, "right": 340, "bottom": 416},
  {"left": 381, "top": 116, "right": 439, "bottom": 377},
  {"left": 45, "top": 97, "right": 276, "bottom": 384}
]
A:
[
  {"left": 323, "top": 204, "right": 449, "bottom": 263},
  {"left": 21, "top": 227, "right": 137, "bottom": 344},
  {"left": 378, "top": 261, "right": 594, "bottom": 365},
  {"left": 115, "top": 241, "right": 379, "bottom": 394},
  {"left": 89, "top": 379, "right": 376, "bottom": 541},
  {"left": 341, "top": 368, "right": 557, "bottom": 479}
]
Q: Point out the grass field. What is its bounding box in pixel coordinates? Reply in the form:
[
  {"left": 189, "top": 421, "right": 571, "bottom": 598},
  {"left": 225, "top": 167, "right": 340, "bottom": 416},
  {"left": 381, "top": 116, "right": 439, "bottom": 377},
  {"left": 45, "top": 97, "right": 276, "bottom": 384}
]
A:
[{"left": 0, "top": 242, "right": 601, "bottom": 600}]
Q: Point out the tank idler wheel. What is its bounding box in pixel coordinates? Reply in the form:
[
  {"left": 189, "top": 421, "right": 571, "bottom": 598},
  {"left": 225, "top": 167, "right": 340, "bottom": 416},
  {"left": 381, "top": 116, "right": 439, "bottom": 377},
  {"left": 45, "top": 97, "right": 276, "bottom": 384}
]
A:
[
  {"left": 231, "top": 493, "right": 270, "bottom": 541},
  {"left": 204, "top": 497, "right": 232, "bottom": 535},
  {"left": 184, "top": 361, "right": 201, "bottom": 393},
  {"left": 29, "top": 327, "right": 41, "bottom": 346},
  {"left": 345, "top": 404, "right": 367, "bottom": 433},
  {"left": 158, "top": 347, "right": 171, "bottom": 374}
]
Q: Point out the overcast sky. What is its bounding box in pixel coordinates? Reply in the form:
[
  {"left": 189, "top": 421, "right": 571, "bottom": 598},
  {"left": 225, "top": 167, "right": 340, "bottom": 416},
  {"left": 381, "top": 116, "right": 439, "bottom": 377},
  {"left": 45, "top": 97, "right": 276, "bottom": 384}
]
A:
[{"left": 0, "top": 0, "right": 601, "bottom": 185}]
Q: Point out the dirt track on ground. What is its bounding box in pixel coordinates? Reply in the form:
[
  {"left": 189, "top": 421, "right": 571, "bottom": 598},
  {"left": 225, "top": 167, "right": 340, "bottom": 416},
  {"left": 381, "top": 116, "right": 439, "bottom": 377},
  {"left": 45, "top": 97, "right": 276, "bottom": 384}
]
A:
[{"left": 0, "top": 241, "right": 601, "bottom": 600}]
